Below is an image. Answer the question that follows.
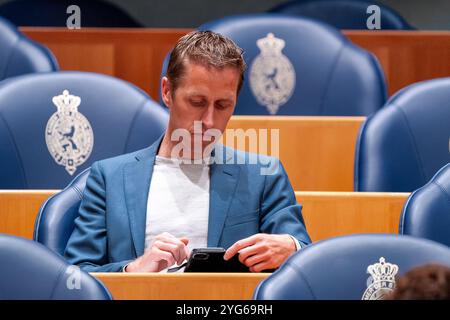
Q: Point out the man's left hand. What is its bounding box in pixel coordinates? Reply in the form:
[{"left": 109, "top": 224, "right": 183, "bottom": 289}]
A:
[{"left": 224, "top": 233, "right": 297, "bottom": 272}]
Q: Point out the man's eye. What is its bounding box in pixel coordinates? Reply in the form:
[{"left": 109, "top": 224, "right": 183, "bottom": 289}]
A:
[
  {"left": 216, "top": 103, "right": 230, "bottom": 110},
  {"left": 191, "top": 101, "right": 206, "bottom": 107}
]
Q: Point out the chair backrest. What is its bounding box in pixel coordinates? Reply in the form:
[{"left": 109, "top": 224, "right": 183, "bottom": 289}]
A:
[
  {"left": 355, "top": 77, "right": 450, "bottom": 192},
  {"left": 160, "top": 14, "right": 386, "bottom": 115},
  {"left": 0, "top": 16, "right": 58, "bottom": 81},
  {"left": 0, "top": 234, "right": 111, "bottom": 299},
  {"left": 270, "top": 0, "right": 413, "bottom": 30},
  {"left": 0, "top": 71, "right": 168, "bottom": 189},
  {"left": 254, "top": 234, "right": 450, "bottom": 300},
  {"left": 0, "top": 0, "right": 141, "bottom": 27},
  {"left": 400, "top": 163, "right": 450, "bottom": 247},
  {"left": 34, "top": 168, "right": 91, "bottom": 256}
]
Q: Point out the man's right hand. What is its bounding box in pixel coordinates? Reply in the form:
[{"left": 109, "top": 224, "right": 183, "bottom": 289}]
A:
[{"left": 125, "top": 232, "right": 190, "bottom": 272}]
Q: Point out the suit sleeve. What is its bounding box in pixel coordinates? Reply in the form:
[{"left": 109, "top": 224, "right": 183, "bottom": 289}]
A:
[
  {"left": 64, "top": 161, "right": 132, "bottom": 272},
  {"left": 259, "top": 158, "right": 311, "bottom": 247}
]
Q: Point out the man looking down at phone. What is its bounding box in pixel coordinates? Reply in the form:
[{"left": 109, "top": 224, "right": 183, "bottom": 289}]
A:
[{"left": 64, "top": 31, "right": 311, "bottom": 273}]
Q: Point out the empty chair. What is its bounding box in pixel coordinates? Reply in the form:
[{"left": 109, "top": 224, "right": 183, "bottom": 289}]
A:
[
  {"left": 0, "top": 71, "right": 168, "bottom": 189},
  {"left": 171, "top": 14, "right": 386, "bottom": 115},
  {"left": 254, "top": 234, "right": 450, "bottom": 300},
  {"left": 355, "top": 77, "right": 450, "bottom": 192},
  {"left": 270, "top": 0, "right": 413, "bottom": 30},
  {"left": 0, "top": 0, "right": 142, "bottom": 27},
  {"left": 400, "top": 163, "right": 450, "bottom": 247},
  {"left": 0, "top": 234, "right": 111, "bottom": 299},
  {"left": 0, "top": 16, "right": 58, "bottom": 81}
]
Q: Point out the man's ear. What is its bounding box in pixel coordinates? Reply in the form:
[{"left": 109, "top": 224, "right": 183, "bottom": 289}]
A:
[{"left": 161, "top": 76, "right": 172, "bottom": 108}]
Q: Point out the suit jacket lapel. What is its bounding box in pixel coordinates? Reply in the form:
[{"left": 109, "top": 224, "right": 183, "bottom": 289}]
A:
[
  {"left": 208, "top": 146, "right": 240, "bottom": 247},
  {"left": 123, "top": 137, "right": 162, "bottom": 257}
]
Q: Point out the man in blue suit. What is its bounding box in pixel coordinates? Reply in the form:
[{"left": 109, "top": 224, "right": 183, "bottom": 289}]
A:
[{"left": 65, "top": 31, "right": 310, "bottom": 273}]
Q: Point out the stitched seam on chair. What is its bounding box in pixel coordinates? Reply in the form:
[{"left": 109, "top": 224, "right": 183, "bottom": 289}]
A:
[
  {"left": 354, "top": 119, "right": 369, "bottom": 190},
  {"left": 370, "top": 52, "right": 388, "bottom": 103},
  {"left": 399, "top": 187, "right": 420, "bottom": 234},
  {"left": 72, "top": 184, "right": 84, "bottom": 199},
  {"left": 34, "top": 195, "right": 53, "bottom": 240},
  {"left": 32, "top": 40, "right": 59, "bottom": 70},
  {"left": 49, "top": 263, "right": 68, "bottom": 299},
  {"left": 123, "top": 97, "right": 147, "bottom": 154},
  {"left": 318, "top": 42, "right": 344, "bottom": 115},
  {"left": 434, "top": 181, "right": 450, "bottom": 204},
  {"left": 0, "top": 111, "right": 28, "bottom": 187},
  {"left": 395, "top": 104, "right": 427, "bottom": 183},
  {"left": 2, "top": 37, "right": 22, "bottom": 78},
  {"left": 285, "top": 262, "right": 317, "bottom": 299}
]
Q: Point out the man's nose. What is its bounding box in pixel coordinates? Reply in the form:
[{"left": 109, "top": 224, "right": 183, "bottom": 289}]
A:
[{"left": 201, "top": 105, "right": 215, "bottom": 129}]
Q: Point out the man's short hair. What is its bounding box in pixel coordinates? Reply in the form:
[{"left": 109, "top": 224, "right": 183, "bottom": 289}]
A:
[
  {"left": 389, "top": 264, "right": 450, "bottom": 300},
  {"left": 166, "top": 30, "right": 246, "bottom": 96}
]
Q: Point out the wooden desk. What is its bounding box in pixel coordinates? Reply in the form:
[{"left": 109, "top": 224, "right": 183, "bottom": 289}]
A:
[
  {"left": 226, "top": 116, "right": 364, "bottom": 191},
  {"left": 347, "top": 31, "right": 450, "bottom": 96},
  {"left": 297, "top": 191, "right": 409, "bottom": 242},
  {"left": 22, "top": 28, "right": 450, "bottom": 99},
  {"left": 0, "top": 191, "right": 409, "bottom": 242},
  {"left": 93, "top": 273, "right": 269, "bottom": 300},
  {"left": 0, "top": 190, "right": 57, "bottom": 239},
  {"left": 22, "top": 28, "right": 189, "bottom": 101}
]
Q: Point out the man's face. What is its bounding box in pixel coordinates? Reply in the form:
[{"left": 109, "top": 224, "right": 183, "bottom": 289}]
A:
[{"left": 161, "top": 60, "right": 239, "bottom": 155}]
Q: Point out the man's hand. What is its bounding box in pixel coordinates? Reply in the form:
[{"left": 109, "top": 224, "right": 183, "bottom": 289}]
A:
[
  {"left": 224, "top": 233, "right": 296, "bottom": 272},
  {"left": 125, "top": 232, "right": 190, "bottom": 272}
]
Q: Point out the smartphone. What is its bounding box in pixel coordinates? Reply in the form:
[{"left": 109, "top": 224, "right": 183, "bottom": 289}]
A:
[{"left": 183, "top": 247, "right": 249, "bottom": 272}]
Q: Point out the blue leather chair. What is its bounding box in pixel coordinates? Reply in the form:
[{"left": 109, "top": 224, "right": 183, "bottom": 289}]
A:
[
  {"left": 34, "top": 168, "right": 90, "bottom": 256},
  {"left": 355, "top": 77, "right": 450, "bottom": 192},
  {"left": 0, "top": 0, "right": 141, "bottom": 27},
  {"left": 161, "top": 14, "right": 386, "bottom": 116},
  {"left": 0, "top": 234, "right": 111, "bottom": 299},
  {"left": 254, "top": 234, "right": 450, "bottom": 300},
  {"left": 0, "top": 71, "right": 168, "bottom": 189},
  {"left": 0, "top": 16, "right": 58, "bottom": 81},
  {"left": 270, "top": 0, "right": 413, "bottom": 30},
  {"left": 400, "top": 163, "right": 450, "bottom": 247}
]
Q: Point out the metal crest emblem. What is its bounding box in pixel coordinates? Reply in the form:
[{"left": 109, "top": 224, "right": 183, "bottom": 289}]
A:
[
  {"left": 45, "top": 90, "right": 94, "bottom": 175},
  {"left": 362, "top": 257, "right": 399, "bottom": 300},
  {"left": 249, "top": 33, "right": 296, "bottom": 115}
]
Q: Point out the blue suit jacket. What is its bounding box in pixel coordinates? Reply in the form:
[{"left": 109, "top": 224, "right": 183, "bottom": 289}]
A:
[{"left": 64, "top": 137, "right": 311, "bottom": 272}]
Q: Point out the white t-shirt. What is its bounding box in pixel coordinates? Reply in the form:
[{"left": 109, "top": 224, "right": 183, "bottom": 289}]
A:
[{"left": 144, "top": 156, "right": 210, "bottom": 251}]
